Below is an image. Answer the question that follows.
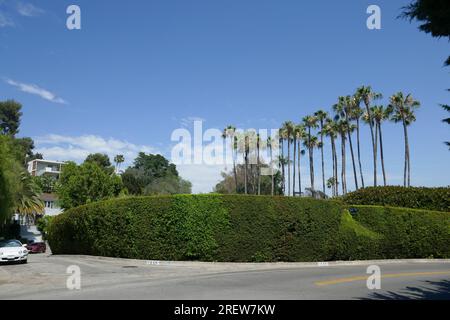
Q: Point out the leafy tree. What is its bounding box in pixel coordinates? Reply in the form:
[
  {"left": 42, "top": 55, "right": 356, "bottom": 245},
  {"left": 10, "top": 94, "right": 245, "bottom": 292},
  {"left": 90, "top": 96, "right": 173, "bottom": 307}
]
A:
[
  {"left": 57, "top": 161, "right": 123, "bottom": 210},
  {"left": 0, "top": 136, "right": 21, "bottom": 224},
  {"left": 0, "top": 100, "right": 22, "bottom": 136},
  {"left": 401, "top": 0, "right": 450, "bottom": 66},
  {"left": 143, "top": 175, "right": 192, "bottom": 195},
  {"left": 122, "top": 153, "right": 190, "bottom": 195},
  {"left": 84, "top": 153, "right": 114, "bottom": 174},
  {"left": 36, "top": 216, "right": 54, "bottom": 240}
]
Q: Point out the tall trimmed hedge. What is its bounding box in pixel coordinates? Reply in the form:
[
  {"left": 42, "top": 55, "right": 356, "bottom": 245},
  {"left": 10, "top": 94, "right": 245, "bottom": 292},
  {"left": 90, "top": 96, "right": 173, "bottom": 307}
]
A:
[
  {"left": 48, "top": 195, "right": 450, "bottom": 262},
  {"left": 350, "top": 205, "right": 450, "bottom": 259},
  {"left": 48, "top": 195, "right": 343, "bottom": 262},
  {"left": 343, "top": 186, "right": 450, "bottom": 212}
]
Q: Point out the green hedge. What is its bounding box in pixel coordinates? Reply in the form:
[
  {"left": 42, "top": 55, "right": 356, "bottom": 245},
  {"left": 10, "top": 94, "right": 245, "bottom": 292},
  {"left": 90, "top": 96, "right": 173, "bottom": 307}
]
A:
[
  {"left": 349, "top": 205, "right": 450, "bottom": 259},
  {"left": 48, "top": 195, "right": 450, "bottom": 262},
  {"left": 342, "top": 186, "right": 450, "bottom": 212}
]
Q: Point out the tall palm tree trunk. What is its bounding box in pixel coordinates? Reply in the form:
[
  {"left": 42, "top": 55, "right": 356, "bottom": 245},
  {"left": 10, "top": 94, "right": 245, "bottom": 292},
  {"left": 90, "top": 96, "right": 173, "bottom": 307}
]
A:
[
  {"left": 244, "top": 152, "right": 248, "bottom": 194},
  {"left": 293, "top": 136, "right": 297, "bottom": 196},
  {"left": 280, "top": 139, "right": 285, "bottom": 195},
  {"left": 298, "top": 140, "right": 302, "bottom": 196},
  {"left": 257, "top": 142, "right": 261, "bottom": 195},
  {"left": 287, "top": 139, "right": 291, "bottom": 196},
  {"left": 356, "top": 119, "right": 365, "bottom": 188},
  {"left": 309, "top": 148, "right": 314, "bottom": 192},
  {"left": 364, "top": 103, "right": 377, "bottom": 187},
  {"left": 232, "top": 143, "right": 238, "bottom": 193},
  {"left": 333, "top": 137, "right": 339, "bottom": 196},
  {"left": 308, "top": 128, "right": 314, "bottom": 191},
  {"left": 402, "top": 119, "right": 411, "bottom": 187},
  {"left": 378, "top": 123, "right": 387, "bottom": 186},
  {"left": 346, "top": 115, "right": 359, "bottom": 191},
  {"left": 330, "top": 137, "right": 336, "bottom": 197},
  {"left": 270, "top": 146, "right": 274, "bottom": 196},
  {"left": 320, "top": 131, "right": 325, "bottom": 194},
  {"left": 341, "top": 134, "right": 347, "bottom": 194}
]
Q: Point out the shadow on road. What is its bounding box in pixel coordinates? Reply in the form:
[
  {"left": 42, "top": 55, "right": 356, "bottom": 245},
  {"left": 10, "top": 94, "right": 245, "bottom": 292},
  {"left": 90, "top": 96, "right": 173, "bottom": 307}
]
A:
[{"left": 362, "top": 280, "right": 450, "bottom": 300}]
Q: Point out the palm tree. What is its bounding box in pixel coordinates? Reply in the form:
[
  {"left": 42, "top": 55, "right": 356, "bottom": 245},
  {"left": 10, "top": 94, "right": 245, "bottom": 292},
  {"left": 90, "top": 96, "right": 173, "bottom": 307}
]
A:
[
  {"left": 314, "top": 110, "right": 328, "bottom": 194},
  {"left": 236, "top": 131, "right": 250, "bottom": 194},
  {"left": 389, "top": 92, "right": 420, "bottom": 187},
  {"left": 114, "top": 154, "right": 125, "bottom": 174},
  {"left": 357, "top": 86, "right": 383, "bottom": 187},
  {"left": 223, "top": 126, "right": 238, "bottom": 193},
  {"left": 256, "top": 133, "right": 262, "bottom": 195},
  {"left": 16, "top": 172, "right": 45, "bottom": 221},
  {"left": 278, "top": 128, "right": 287, "bottom": 195},
  {"left": 295, "top": 124, "right": 306, "bottom": 196},
  {"left": 322, "top": 118, "right": 338, "bottom": 196},
  {"left": 303, "top": 134, "right": 319, "bottom": 192},
  {"left": 281, "top": 122, "right": 295, "bottom": 196},
  {"left": 372, "top": 106, "right": 392, "bottom": 186},
  {"left": 350, "top": 94, "right": 366, "bottom": 188},
  {"left": 336, "top": 120, "right": 349, "bottom": 195},
  {"left": 292, "top": 126, "right": 297, "bottom": 196},
  {"left": 302, "top": 115, "right": 318, "bottom": 191},
  {"left": 267, "top": 136, "right": 275, "bottom": 196},
  {"left": 333, "top": 96, "right": 359, "bottom": 190}
]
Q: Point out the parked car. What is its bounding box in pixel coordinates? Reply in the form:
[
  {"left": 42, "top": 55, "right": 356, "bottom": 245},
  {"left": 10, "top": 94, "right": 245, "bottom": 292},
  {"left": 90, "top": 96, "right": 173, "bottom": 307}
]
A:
[
  {"left": 0, "top": 240, "right": 28, "bottom": 264},
  {"left": 26, "top": 242, "right": 46, "bottom": 254}
]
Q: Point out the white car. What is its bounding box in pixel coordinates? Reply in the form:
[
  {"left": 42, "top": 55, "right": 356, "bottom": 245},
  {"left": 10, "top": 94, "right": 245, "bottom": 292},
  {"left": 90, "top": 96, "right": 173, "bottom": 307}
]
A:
[{"left": 0, "top": 240, "right": 29, "bottom": 264}]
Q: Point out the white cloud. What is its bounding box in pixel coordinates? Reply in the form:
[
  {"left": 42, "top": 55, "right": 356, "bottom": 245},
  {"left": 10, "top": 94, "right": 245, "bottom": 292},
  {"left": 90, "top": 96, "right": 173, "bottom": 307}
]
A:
[
  {"left": 5, "top": 79, "right": 67, "bottom": 104},
  {"left": 16, "top": 2, "right": 44, "bottom": 17},
  {"left": 0, "top": 12, "right": 14, "bottom": 27},
  {"left": 34, "top": 134, "right": 160, "bottom": 166}
]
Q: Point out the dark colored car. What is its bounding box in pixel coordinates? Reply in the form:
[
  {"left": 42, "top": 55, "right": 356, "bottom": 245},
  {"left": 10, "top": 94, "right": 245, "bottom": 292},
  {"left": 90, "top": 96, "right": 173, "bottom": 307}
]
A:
[{"left": 26, "top": 242, "right": 46, "bottom": 254}]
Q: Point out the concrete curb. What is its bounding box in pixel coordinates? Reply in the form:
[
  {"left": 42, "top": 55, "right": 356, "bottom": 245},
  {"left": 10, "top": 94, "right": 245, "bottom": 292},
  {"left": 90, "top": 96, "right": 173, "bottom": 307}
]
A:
[{"left": 49, "top": 255, "right": 450, "bottom": 269}]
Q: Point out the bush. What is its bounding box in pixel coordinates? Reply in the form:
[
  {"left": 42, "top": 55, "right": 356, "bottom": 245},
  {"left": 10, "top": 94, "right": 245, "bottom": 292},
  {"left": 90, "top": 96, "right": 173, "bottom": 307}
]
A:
[
  {"left": 48, "top": 195, "right": 450, "bottom": 262},
  {"left": 342, "top": 186, "right": 450, "bottom": 212},
  {"left": 48, "top": 195, "right": 343, "bottom": 262},
  {"left": 350, "top": 205, "right": 450, "bottom": 259}
]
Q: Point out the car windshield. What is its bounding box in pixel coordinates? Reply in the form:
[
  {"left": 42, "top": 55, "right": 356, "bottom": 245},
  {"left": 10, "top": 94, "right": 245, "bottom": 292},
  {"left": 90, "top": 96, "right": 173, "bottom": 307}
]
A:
[{"left": 0, "top": 240, "right": 22, "bottom": 248}]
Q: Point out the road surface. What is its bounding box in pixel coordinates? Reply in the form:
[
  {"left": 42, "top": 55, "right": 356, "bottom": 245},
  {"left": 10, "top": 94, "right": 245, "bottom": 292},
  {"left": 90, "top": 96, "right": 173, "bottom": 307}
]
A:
[{"left": 0, "top": 254, "right": 449, "bottom": 300}]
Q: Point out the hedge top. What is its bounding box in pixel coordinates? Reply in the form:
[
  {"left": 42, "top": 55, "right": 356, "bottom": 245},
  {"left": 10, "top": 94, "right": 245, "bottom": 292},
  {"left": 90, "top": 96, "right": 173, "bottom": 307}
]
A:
[{"left": 342, "top": 186, "right": 450, "bottom": 212}]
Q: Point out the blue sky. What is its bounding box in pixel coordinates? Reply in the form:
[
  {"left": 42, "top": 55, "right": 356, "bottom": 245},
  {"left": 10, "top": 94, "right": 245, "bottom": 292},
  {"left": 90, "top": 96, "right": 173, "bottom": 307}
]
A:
[{"left": 0, "top": 0, "right": 449, "bottom": 193}]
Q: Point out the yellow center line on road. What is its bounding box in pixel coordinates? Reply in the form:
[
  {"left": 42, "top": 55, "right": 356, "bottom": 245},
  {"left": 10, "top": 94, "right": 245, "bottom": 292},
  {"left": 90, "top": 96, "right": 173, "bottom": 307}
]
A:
[{"left": 315, "top": 270, "right": 450, "bottom": 287}]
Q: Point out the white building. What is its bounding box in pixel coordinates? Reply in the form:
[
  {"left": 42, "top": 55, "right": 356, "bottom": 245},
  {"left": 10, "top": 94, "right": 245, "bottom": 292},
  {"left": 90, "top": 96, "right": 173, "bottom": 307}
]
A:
[
  {"left": 28, "top": 159, "right": 64, "bottom": 179},
  {"left": 27, "top": 159, "right": 66, "bottom": 217}
]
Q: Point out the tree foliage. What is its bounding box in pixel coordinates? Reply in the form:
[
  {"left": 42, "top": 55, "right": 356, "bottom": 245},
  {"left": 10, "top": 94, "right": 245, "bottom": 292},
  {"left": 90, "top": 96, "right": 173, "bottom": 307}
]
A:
[
  {"left": 84, "top": 153, "right": 114, "bottom": 174},
  {"left": 57, "top": 161, "right": 124, "bottom": 210},
  {"left": 401, "top": 0, "right": 450, "bottom": 66},
  {"left": 0, "top": 100, "right": 22, "bottom": 136},
  {"left": 122, "top": 152, "right": 190, "bottom": 195}
]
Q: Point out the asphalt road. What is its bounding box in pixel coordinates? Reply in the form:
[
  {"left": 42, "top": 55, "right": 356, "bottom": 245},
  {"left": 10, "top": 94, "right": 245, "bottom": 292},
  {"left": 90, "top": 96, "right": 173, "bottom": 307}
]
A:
[{"left": 0, "top": 254, "right": 449, "bottom": 300}]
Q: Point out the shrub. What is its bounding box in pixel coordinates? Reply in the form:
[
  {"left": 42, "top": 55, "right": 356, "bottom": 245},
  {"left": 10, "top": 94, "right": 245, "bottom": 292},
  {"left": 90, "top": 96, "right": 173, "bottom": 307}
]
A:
[
  {"left": 49, "top": 195, "right": 343, "bottom": 262},
  {"left": 342, "top": 186, "right": 450, "bottom": 212},
  {"left": 350, "top": 205, "right": 450, "bottom": 259},
  {"left": 48, "top": 195, "right": 450, "bottom": 262}
]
